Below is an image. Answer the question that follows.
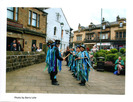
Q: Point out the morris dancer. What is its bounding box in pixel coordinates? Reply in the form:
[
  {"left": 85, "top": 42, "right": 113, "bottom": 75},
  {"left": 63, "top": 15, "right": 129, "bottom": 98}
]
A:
[
  {"left": 78, "top": 45, "right": 92, "bottom": 86},
  {"left": 50, "top": 40, "right": 65, "bottom": 85},
  {"left": 68, "top": 48, "right": 73, "bottom": 71},
  {"left": 45, "top": 40, "right": 53, "bottom": 74},
  {"left": 75, "top": 45, "right": 82, "bottom": 80}
]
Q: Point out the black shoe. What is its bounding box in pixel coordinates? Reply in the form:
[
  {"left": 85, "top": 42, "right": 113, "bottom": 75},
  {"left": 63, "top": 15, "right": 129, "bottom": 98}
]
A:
[
  {"left": 79, "top": 82, "right": 82, "bottom": 85},
  {"left": 80, "top": 83, "right": 85, "bottom": 86},
  {"left": 52, "top": 82, "right": 59, "bottom": 85},
  {"left": 55, "top": 80, "right": 58, "bottom": 82}
]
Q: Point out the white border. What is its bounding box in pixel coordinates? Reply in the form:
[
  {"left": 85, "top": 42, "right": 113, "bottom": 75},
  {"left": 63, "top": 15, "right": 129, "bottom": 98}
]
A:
[{"left": 0, "top": 0, "right": 133, "bottom": 102}]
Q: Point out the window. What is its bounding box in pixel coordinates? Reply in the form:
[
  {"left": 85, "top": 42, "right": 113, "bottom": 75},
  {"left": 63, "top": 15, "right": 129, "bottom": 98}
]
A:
[
  {"left": 15, "top": 7, "right": 18, "bottom": 21},
  {"left": 32, "top": 12, "right": 37, "bottom": 27},
  {"left": 28, "top": 11, "right": 40, "bottom": 27},
  {"left": 100, "top": 33, "right": 108, "bottom": 39},
  {"left": 39, "top": 43, "right": 42, "bottom": 49},
  {"left": 123, "top": 31, "right": 126, "bottom": 38},
  {"left": 116, "top": 32, "right": 119, "bottom": 38},
  {"left": 7, "top": 7, "right": 14, "bottom": 20},
  {"left": 28, "top": 11, "right": 32, "bottom": 25},
  {"left": 54, "top": 27, "right": 56, "bottom": 35},
  {"left": 77, "top": 35, "right": 82, "bottom": 41},
  {"left": 120, "top": 22, "right": 123, "bottom": 27},
  {"left": 72, "top": 38, "right": 73, "bottom": 42},
  {"left": 7, "top": 7, "right": 18, "bottom": 21},
  {"left": 56, "top": 13, "right": 61, "bottom": 22},
  {"left": 119, "top": 32, "right": 122, "bottom": 38},
  {"left": 37, "top": 15, "right": 40, "bottom": 27}
]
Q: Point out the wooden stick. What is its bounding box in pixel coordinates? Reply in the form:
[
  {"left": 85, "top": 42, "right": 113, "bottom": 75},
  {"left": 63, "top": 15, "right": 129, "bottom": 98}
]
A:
[{"left": 64, "top": 53, "right": 70, "bottom": 59}]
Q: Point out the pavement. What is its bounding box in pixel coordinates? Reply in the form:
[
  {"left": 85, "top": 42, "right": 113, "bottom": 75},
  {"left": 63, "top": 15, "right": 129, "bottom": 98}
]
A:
[{"left": 6, "top": 61, "right": 125, "bottom": 94}]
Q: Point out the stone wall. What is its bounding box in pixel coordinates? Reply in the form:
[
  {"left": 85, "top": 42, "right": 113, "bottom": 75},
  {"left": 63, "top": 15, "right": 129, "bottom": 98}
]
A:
[{"left": 6, "top": 51, "right": 46, "bottom": 72}]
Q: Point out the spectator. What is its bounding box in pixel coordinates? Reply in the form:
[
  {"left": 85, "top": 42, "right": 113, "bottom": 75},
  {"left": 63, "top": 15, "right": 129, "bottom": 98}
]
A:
[
  {"left": 10, "top": 40, "right": 16, "bottom": 51},
  {"left": 36, "top": 47, "right": 42, "bottom": 52},
  {"left": 12, "top": 44, "right": 17, "bottom": 51},
  {"left": 32, "top": 44, "right": 37, "bottom": 52},
  {"left": 114, "top": 56, "right": 124, "bottom": 75},
  {"left": 90, "top": 55, "right": 96, "bottom": 66},
  {"left": 17, "top": 41, "right": 22, "bottom": 51},
  {"left": 92, "top": 46, "right": 97, "bottom": 54},
  {"left": 65, "top": 46, "right": 70, "bottom": 66}
]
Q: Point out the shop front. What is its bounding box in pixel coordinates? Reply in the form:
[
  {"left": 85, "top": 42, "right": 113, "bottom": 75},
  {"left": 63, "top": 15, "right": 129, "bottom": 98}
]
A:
[{"left": 97, "top": 42, "right": 111, "bottom": 50}]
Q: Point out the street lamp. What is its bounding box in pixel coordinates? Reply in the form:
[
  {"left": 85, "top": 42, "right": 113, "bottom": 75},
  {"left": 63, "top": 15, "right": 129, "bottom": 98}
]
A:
[
  {"left": 60, "top": 22, "right": 64, "bottom": 50},
  {"left": 100, "top": 8, "right": 102, "bottom": 50}
]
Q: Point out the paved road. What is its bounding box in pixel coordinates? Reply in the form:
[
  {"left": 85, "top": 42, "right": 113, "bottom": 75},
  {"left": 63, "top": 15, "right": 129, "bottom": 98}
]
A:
[{"left": 6, "top": 62, "right": 125, "bottom": 94}]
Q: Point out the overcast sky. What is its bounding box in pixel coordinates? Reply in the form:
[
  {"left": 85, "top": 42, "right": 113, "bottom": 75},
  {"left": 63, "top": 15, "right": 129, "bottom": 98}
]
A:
[{"left": 62, "top": 8, "right": 126, "bottom": 31}]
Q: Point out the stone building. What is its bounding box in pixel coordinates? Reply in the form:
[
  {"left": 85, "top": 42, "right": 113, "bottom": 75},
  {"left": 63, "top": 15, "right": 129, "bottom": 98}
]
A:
[
  {"left": 73, "top": 16, "right": 126, "bottom": 50},
  {"left": 7, "top": 7, "right": 47, "bottom": 52}
]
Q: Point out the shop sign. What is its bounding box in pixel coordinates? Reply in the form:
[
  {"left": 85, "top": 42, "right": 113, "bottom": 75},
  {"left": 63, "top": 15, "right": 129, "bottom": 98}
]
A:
[
  {"left": 7, "top": 21, "right": 23, "bottom": 28},
  {"left": 97, "top": 43, "right": 111, "bottom": 46}
]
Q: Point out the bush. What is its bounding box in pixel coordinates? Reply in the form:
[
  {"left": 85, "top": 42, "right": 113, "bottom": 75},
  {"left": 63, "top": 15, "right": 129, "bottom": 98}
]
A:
[
  {"left": 121, "top": 56, "right": 126, "bottom": 62},
  {"left": 120, "top": 48, "right": 126, "bottom": 54},
  {"left": 110, "top": 48, "right": 118, "bottom": 53},
  {"left": 94, "top": 51, "right": 106, "bottom": 58},
  {"left": 106, "top": 53, "right": 119, "bottom": 63},
  {"left": 99, "top": 49, "right": 107, "bottom": 53}
]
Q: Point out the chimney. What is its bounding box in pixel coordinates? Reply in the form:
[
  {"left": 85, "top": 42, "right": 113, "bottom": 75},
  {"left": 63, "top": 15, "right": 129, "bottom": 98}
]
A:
[{"left": 116, "top": 15, "right": 120, "bottom": 21}]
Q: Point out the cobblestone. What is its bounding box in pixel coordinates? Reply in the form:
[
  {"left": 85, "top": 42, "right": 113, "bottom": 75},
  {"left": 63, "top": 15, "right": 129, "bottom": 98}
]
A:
[{"left": 6, "top": 62, "right": 125, "bottom": 94}]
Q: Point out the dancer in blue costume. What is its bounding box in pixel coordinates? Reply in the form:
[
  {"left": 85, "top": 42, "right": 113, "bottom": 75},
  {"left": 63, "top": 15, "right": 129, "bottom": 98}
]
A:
[
  {"left": 50, "top": 40, "right": 65, "bottom": 85},
  {"left": 74, "top": 45, "right": 82, "bottom": 80},
  {"left": 45, "top": 40, "right": 53, "bottom": 74},
  {"left": 68, "top": 48, "right": 73, "bottom": 71},
  {"left": 78, "top": 45, "right": 92, "bottom": 86},
  {"left": 71, "top": 48, "right": 76, "bottom": 72},
  {"left": 72, "top": 47, "right": 79, "bottom": 78}
]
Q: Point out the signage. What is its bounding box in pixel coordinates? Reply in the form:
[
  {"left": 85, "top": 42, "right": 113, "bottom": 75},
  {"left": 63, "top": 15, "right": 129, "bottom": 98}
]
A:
[
  {"left": 7, "top": 21, "right": 23, "bottom": 28},
  {"left": 97, "top": 43, "right": 111, "bottom": 46}
]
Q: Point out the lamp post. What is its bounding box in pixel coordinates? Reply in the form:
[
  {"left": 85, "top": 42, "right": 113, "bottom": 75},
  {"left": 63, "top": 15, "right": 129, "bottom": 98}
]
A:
[
  {"left": 100, "top": 8, "right": 102, "bottom": 50},
  {"left": 60, "top": 22, "right": 64, "bottom": 50}
]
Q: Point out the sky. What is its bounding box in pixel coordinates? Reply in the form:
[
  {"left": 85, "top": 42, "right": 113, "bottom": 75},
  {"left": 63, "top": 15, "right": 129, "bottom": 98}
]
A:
[{"left": 62, "top": 8, "right": 126, "bottom": 31}]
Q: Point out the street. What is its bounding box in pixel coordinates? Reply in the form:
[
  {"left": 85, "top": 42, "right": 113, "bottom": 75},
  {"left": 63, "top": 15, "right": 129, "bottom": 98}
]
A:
[{"left": 6, "top": 61, "right": 125, "bottom": 94}]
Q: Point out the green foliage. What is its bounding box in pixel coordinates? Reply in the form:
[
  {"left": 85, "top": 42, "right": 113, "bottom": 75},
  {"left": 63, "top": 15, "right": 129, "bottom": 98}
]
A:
[
  {"left": 99, "top": 49, "right": 107, "bottom": 53},
  {"left": 94, "top": 51, "right": 106, "bottom": 58},
  {"left": 120, "top": 48, "right": 126, "bottom": 54},
  {"left": 121, "top": 56, "right": 126, "bottom": 62},
  {"left": 110, "top": 48, "right": 118, "bottom": 53},
  {"left": 94, "top": 48, "right": 126, "bottom": 63},
  {"left": 106, "top": 53, "right": 119, "bottom": 63}
]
